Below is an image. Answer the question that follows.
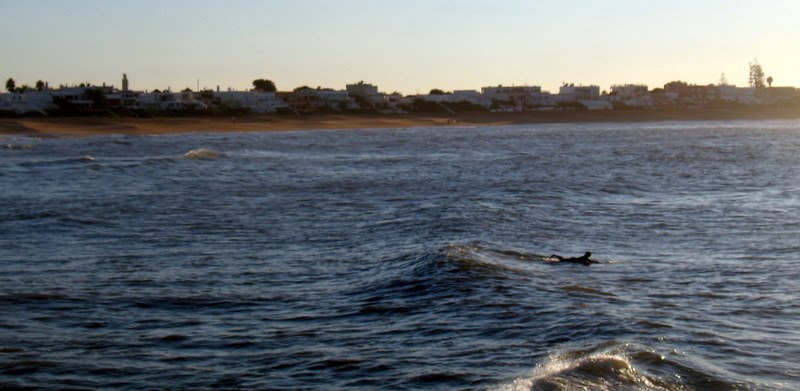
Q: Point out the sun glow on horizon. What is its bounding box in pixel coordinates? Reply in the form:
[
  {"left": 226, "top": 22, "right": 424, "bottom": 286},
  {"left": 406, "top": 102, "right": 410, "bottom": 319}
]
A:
[{"left": 1, "top": 0, "right": 798, "bottom": 94}]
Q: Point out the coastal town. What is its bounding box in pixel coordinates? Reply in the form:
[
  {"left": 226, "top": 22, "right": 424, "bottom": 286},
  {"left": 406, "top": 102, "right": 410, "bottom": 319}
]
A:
[{"left": 1, "top": 64, "right": 798, "bottom": 117}]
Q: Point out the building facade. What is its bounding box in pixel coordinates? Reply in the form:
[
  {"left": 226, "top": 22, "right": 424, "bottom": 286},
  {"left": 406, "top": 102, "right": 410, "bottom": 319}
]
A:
[
  {"left": 558, "top": 84, "right": 600, "bottom": 101},
  {"left": 609, "top": 84, "right": 652, "bottom": 107},
  {"left": 215, "top": 91, "right": 288, "bottom": 113}
]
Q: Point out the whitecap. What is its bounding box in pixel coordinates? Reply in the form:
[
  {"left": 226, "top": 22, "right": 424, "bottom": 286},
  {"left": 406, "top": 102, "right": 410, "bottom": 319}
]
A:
[
  {"left": 183, "top": 148, "right": 227, "bottom": 160},
  {"left": 495, "top": 355, "right": 648, "bottom": 391}
]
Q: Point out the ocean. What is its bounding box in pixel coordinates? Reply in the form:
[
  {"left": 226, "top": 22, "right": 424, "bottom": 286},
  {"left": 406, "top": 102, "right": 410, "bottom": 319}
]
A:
[{"left": 1, "top": 120, "right": 798, "bottom": 390}]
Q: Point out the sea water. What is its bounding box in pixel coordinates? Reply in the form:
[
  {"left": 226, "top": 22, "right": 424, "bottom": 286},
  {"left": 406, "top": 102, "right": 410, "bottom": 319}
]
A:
[{"left": 1, "top": 120, "right": 799, "bottom": 390}]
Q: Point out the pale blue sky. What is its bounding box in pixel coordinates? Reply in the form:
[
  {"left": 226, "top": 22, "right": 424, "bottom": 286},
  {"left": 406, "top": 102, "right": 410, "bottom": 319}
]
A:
[{"left": 2, "top": 0, "right": 798, "bottom": 94}]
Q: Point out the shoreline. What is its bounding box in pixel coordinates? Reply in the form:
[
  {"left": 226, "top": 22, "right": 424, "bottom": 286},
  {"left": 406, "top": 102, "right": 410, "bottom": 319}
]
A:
[{"left": 1, "top": 106, "right": 799, "bottom": 137}]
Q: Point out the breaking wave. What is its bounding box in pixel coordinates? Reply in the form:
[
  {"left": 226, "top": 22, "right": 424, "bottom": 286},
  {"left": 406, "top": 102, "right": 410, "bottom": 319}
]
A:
[
  {"left": 494, "top": 342, "right": 742, "bottom": 391},
  {"left": 183, "top": 148, "right": 227, "bottom": 160}
]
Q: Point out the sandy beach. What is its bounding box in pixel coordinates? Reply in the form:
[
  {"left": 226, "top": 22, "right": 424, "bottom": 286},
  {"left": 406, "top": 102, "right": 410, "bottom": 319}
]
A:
[{"left": 1, "top": 106, "right": 799, "bottom": 137}]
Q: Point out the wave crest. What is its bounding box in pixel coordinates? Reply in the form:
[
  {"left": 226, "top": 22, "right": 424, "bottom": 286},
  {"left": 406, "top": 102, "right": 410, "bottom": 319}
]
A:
[
  {"left": 493, "top": 342, "right": 740, "bottom": 391},
  {"left": 348, "top": 243, "right": 521, "bottom": 305},
  {"left": 183, "top": 148, "right": 227, "bottom": 160},
  {"left": 352, "top": 243, "right": 574, "bottom": 297}
]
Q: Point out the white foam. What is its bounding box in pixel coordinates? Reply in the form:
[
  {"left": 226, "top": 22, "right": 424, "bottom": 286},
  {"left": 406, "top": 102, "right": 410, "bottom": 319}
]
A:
[
  {"left": 493, "top": 354, "right": 573, "bottom": 391},
  {"left": 492, "top": 351, "right": 648, "bottom": 391},
  {"left": 183, "top": 148, "right": 226, "bottom": 160}
]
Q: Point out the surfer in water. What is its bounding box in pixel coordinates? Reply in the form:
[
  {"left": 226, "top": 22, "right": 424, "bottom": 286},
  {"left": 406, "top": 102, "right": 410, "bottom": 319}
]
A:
[{"left": 551, "top": 252, "right": 597, "bottom": 265}]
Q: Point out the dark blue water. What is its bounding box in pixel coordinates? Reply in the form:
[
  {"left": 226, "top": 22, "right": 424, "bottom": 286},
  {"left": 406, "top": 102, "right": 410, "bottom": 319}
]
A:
[{"left": 1, "top": 120, "right": 799, "bottom": 390}]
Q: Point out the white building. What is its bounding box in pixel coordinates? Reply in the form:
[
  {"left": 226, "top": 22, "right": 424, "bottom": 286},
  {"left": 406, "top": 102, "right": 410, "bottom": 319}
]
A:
[
  {"left": 105, "top": 91, "right": 139, "bottom": 108},
  {"left": 346, "top": 82, "right": 385, "bottom": 107},
  {"left": 215, "top": 91, "right": 288, "bottom": 113},
  {"left": 557, "top": 84, "right": 609, "bottom": 109},
  {"left": 134, "top": 92, "right": 179, "bottom": 111},
  {"left": 480, "top": 85, "right": 555, "bottom": 110},
  {"left": 416, "top": 90, "right": 491, "bottom": 107},
  {"left": 609, "top": 84, "right": 652, "bottom": 107},
  {"left": 51, "top": 87, "right": 95, "bottom": 109},
  {"left": 719, "top": 85, "right": 760, "bottom": 105},
  {"left": 0, "top": 91, "right": 57, "bottom": 114},
  {"left": 179, "top": 91, "right": 206, "bottom": 110},
  {"left": 315, "top": 90, "right": 357, "bottom": 108},
  {"left": 558, "top": 84, "right": 600, "bottom": 101},
  {"left": 287, "top": 89, "right": 359, "bottom": 112},
  {"left": 134, "top": 90, "right": 207, "bottom": 111},
  {"left": 482, "top": 86, "right": 541, "bottom": 101}
]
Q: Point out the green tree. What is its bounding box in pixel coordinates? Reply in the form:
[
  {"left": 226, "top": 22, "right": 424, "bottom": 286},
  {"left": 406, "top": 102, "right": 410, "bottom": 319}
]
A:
[
  {"left": 252, "top": 78, "right": 276, "bottom": 92},
  {"left": 35, "top": 80, "right": 45, "bottom": 91},
  {"left": 749, "top": 60, "right": 766, "bottom": 89},
  {"left": 5, "top": 78, "right": 15, "bottom": 92},
  {"left": 199, "top": 89, "right": 214, "bottom": 99},
  {"left": 412, "top": 98, "right": 450, "bottom": 113},
  {"left": 84, "top": 88, "right": 108, "bottom": 109},
  {"left": 664, "top": 81, "right": 688, "bottom": 89},
  {"left": 293, "top": 85, "right": 312, "bottom": 92},
  {"left": 767, "top": 76, "right": 773, "bottom": 88},
  {"left": 429, "top": 88, "right": 447, "bottom": 95}
]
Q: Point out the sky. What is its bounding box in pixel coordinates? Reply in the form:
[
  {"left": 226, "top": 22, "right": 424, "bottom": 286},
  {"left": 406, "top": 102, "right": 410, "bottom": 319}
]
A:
[{"left": 1, "top": 0, "right": 798, "bottom": 94}]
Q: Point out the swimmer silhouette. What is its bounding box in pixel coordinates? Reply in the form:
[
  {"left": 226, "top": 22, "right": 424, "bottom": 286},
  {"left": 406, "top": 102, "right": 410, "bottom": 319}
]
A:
[{"left": 551, "top": 252, "right": 597, "bottom": 265}]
